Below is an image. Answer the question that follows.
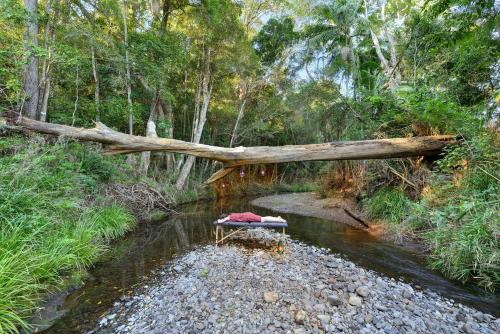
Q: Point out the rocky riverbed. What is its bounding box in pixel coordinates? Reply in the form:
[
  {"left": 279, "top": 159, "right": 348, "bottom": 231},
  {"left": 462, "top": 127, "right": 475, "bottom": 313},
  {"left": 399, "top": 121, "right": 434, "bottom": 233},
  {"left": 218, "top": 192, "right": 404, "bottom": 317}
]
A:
[{"left": 92, "top": 229, "right": 498, "bottom": 334}]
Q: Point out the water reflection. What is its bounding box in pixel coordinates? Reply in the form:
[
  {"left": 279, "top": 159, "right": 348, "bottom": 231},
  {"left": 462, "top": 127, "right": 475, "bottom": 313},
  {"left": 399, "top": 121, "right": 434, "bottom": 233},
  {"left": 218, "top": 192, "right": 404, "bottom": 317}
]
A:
[
  {"left": 43, "top": 208, "right": 213, "bottom": 333},
  {"left": 42, "top": 198, "right": 498, "bottom": 333}
]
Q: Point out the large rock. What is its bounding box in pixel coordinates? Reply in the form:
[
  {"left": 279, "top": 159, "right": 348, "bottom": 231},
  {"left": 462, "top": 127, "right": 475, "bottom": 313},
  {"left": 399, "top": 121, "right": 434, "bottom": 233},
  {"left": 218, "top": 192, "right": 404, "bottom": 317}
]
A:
[
  {"left": 348, "top": 295, "right": 362, "bottom": 307},
  {"left": 295, "top": 310, "right": 307, "bottom": 324},
  {"left": 356, "top": 286, "right": 369, "bottom": 298}
]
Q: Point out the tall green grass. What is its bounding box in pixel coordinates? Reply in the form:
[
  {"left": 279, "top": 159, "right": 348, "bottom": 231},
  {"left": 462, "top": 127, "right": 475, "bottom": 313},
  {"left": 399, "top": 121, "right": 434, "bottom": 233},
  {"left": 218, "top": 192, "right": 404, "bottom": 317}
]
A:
[{"left": 0, "top": 138, "right": 135, "bottom": 333}]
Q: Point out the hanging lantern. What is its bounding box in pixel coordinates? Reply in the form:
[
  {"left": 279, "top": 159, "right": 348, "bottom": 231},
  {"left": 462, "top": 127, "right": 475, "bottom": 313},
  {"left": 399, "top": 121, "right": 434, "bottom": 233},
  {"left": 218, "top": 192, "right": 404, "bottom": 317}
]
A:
[
  {"left": 239, "top": 168, "right": 246, "bottom": 178},
  {"left": 221, "top": 182, "right": 226, "bottom": 189},
  {"left": 260, "top": 168, "right": 266, "bottom": 176}
]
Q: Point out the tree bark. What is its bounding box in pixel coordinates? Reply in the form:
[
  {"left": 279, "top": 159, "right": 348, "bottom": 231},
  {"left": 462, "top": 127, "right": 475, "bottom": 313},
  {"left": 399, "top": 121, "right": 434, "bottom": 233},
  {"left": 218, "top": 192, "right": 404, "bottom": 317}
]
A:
[
  {"left": 5, "top": 113, "right": 455, "bottom": 184},
  {"left": 22, "top": 0, "right": 39, "bottom": 119}
]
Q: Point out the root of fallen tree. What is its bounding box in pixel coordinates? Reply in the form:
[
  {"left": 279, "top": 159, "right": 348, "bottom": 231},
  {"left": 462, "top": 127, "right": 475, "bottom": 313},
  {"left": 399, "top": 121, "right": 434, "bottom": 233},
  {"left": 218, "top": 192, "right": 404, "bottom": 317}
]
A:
[{"left": 3, "top": 113, "right": 456, "bottom": 184}]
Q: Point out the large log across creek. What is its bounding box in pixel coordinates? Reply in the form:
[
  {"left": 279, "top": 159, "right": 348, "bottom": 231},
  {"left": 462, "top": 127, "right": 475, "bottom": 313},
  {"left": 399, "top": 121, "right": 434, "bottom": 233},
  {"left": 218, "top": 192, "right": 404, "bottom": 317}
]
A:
[{"left": 5, "top": 114, "right": 456, "bottom": 184}]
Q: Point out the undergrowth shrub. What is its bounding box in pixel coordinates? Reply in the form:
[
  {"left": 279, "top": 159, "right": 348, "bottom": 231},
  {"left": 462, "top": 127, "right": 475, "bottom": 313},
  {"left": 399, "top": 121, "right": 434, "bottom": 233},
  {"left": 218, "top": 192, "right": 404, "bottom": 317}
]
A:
[{"left": 0, "top": 137, "right": 135, "bottom": 333}]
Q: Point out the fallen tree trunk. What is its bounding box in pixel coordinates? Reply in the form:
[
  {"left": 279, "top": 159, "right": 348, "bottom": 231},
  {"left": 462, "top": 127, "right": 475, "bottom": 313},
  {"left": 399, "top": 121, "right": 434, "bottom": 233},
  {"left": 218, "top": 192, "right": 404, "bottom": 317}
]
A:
[{"left": 5, "top": 114, "right": 456, "bottom": 183}]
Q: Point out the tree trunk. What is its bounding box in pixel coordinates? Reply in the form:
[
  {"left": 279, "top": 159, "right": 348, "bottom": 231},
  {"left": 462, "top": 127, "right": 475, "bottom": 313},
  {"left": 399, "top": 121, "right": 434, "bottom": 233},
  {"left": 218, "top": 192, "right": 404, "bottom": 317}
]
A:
[
  {"left": 175, "top": 47, "right": 212, "bottom": 190},
  {"left": 22, "top": 0, "right": 39, "bottom": 119},
  {"left": 71, "top": 67, "right": 79, "bottom": 126},
  {"left": 39, "top": 0, "right": 55, "bottom": 122},
  {"left": 139, "top": 0, "right": 173, "bottom": 175},
  {"left": 229, "top": 98, "right": 246, "bottom": 148},
  {"left": 364, "top": 0, "right": 400, "bottom": 89},
  {"left": 122, "top": 0, "right": 133, "bottom": 135},
  {"left": 5, "top": 113, "right": 455, "bottom": 185},
  {"left": 140, "top": 93, "right": 159, "bottom": 175},
  {"left": 380, "top": 1, "right": 400, "bottom": 87},
  {"left": 91, "top": 45, "right": 100, "bottom": 121},
  {"left": 159, "top": 98, "right": 175, "bottom": 170}
]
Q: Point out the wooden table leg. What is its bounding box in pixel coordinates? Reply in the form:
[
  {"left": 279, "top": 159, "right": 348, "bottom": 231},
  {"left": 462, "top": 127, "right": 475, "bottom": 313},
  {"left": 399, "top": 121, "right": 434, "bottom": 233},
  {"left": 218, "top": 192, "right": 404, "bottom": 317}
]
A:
[{"left": 215, "top": 225, "right": 219, "bottom": 245}]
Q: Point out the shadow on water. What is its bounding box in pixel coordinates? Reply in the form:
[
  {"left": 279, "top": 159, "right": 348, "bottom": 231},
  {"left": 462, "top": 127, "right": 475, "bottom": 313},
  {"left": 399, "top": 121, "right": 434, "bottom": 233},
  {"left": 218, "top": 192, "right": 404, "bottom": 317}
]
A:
[{"left": 42, "top": 197, "right": 498, "bottom": 333}]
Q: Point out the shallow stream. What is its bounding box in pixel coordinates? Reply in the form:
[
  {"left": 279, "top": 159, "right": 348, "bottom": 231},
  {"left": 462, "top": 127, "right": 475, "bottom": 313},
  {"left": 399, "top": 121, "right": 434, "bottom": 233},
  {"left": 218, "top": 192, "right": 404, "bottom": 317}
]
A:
[{"left": 41, "top": 197, "right": 499, "bottom": 333}]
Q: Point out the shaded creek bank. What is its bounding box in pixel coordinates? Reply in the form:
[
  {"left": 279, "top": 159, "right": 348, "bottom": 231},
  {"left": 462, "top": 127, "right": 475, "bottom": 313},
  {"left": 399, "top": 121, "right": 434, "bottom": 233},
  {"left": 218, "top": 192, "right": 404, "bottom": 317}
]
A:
[{"left": 40, "top": 197, "right": 499, "bottom": 333}]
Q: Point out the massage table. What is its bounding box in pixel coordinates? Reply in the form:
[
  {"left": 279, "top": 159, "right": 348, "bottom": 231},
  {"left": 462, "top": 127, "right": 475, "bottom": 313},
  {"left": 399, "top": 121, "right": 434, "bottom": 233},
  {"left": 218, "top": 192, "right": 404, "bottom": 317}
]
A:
[{"left": 212, "top": 220, "right": 288, "bottom": 245}]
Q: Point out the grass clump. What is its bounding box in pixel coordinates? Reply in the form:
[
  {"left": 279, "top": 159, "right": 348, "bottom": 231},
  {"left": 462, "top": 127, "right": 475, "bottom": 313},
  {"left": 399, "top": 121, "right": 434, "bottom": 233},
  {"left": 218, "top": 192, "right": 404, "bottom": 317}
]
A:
[{"left": 0, "top": 137, "right": 135, "bottom": 333}]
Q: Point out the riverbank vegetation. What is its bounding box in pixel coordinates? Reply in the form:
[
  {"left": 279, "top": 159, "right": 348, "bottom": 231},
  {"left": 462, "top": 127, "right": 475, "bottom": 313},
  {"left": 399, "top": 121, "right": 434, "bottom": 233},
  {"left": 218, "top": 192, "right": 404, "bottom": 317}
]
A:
[
  {"left": 364, "top": 133, "right": 499, "bottom": 291},
  {"left": 0, "top": 0, "right": 499, "bottom": 331},
  {"left": 0, "top": 137, "right": 136, "bottom": 333}
]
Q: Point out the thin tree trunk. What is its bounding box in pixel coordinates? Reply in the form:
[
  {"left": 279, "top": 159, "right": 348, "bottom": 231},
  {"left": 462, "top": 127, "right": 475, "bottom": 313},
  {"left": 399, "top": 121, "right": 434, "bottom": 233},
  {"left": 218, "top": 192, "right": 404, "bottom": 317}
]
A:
[
  {"left": 381, "top": 1, "right": 400, "bottom": 86},
  {"left": 39, "top": 0, "right": 53, "bottom": 121},
  {"left": 191, "top": 76, "right": 202, "bottom": 142},
  {"left": 229, "top": 98, "right": 246, "bottom": 148},
  {"left": 39, "top": 75, "right": 51, "bottom": 122},
  {"left": 22, "top": 0, "right": 39, "bottom": 119},
  {"left": 91, "top": 45, "right": 100, "bottom": 121},
  {"left": 122, "top": 0, "right": 133, "bottom": 135},
  {"left": 160, "top": 98, "right": 175, "bottom": 170},
  {"left": 140, "top": 0, "right": 172, "bottom": 174},
  {"left": 176, "top": 47, "right": 212, "bottom": 190},
  {"left": 141, "top": 93, "right": 159, "bottom": 175},
  {"left": 71, "top": 67, "right": 79, "bottom": 126}
]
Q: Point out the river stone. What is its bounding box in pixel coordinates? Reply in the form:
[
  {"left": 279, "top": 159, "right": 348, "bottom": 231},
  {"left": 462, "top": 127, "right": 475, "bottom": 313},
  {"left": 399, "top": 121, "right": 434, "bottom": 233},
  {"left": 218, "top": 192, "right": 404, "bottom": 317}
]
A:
[
  {"left": 313, "top": 303, "right": 326, "bottom": 312},
  {"left": 463, "top": 323, "right": 480, "bottom": 334},
  {"left": 295, "top": 310, "right": 307, "bottom": 324},
  {"left": 348, "top": 295, "right": 362, "bottom": 307},
  {"left": 356, "top": 286, "right": 369, "bottom": 298},
  {"left": 376, "top": 277, "right": 386, "bottom": 288},
  {"left": 327, "top": 294, "right": 342, "bottom": 306},
  {"left": 317, "top": 314, "right": 331, "bottom": 325},
  {"left": 402, "top": 289, "right": 412, "bottom": 299},
  {"left": 264, "top": 291, "right": 279, "bottom": 303},
  {"left": 364, "top": 314, "right": 373, "bottom": 323}
]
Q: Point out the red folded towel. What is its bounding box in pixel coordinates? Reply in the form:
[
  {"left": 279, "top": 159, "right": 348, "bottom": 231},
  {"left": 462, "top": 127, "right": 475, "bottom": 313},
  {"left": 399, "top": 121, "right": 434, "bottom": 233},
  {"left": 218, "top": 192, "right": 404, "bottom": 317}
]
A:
[{"left": 228, "top": 212, "right": 262, "bottom": 222}]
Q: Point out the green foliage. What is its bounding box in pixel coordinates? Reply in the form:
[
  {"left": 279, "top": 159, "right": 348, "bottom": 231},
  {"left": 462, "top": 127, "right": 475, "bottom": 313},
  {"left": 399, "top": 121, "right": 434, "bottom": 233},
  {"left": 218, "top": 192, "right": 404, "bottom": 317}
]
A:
[
  {"left": 425, "top": 204, "right": 499, "bottom": 290},
  {"left": 253, "top": 17, "right": 298, "bottom": 66},
  {"left": 0, "top": 139, "right": 136, "bottom": 332},
  {"left": 364, "top": 187, "right": 419, "bottom": 237}
]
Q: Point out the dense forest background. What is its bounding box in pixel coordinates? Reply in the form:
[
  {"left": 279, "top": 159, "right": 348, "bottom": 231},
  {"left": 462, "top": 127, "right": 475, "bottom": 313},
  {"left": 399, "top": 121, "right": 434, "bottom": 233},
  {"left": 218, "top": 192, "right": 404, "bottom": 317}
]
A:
[{"left": 0, "top": 0, "right": 498, "bottom": 332}]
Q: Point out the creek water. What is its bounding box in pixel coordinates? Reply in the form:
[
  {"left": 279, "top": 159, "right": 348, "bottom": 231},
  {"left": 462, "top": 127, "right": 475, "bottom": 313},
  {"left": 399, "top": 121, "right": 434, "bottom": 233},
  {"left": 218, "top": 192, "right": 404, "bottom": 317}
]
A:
[{"left": 41, "top": 197, "right": 499, "bottom": 333}]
